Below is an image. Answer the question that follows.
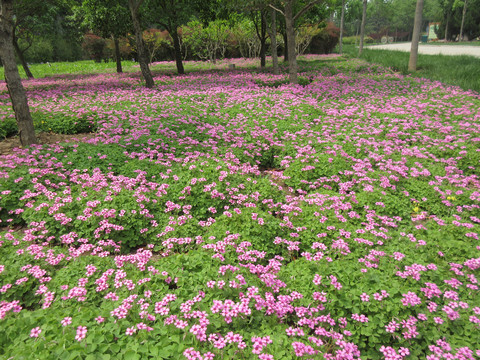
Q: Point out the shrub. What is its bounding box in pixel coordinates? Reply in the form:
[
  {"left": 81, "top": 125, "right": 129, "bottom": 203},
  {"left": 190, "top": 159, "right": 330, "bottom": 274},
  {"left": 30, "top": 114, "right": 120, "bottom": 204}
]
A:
[
  {"left": 142, "top": 29, "right": 172, "bottom": 63},
  {"left": 105, "top": 37, "right": 133, "bottom": 61},
  {"left": 0, "top": 116, "right": 18, "bottom": 139},
  {"left": 296, "top": 24, "right": 322, "bottom": 55},
  {"left": 53, "top": 36, "right": 83, "bottom": 62},
  {"left": 181, "top": 20, "right": 230, "bottom": 62},
  {"left": 232, "top": 19, "right": 260, "bottom": 59},
  {"left": 21, "top": 37, "right": 54, "bottom": 64},
  {"left": 308, "top": 22, "right": 340, "bottom": 54},
  {"left": 32, "top": 112, "right": 98, "bottom": 135},
  {"left": 342, "top": 36, "right": 375, "bottom": 45},
  {"left": 82, "top": 33, "right": 107, "bottom": 63}
]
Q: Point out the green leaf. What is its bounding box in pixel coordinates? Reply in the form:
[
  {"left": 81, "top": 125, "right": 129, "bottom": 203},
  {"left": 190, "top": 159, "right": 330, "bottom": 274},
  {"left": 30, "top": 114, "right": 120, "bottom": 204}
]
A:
[
  {"left": 158, "top": 348, "right": 171, "bottom": 359},
  {"left": 149, "top": 346, "right": 158, "bottom": 357},
  {"left": 123, "top": 350, "right": 140, "bottom": 360}
]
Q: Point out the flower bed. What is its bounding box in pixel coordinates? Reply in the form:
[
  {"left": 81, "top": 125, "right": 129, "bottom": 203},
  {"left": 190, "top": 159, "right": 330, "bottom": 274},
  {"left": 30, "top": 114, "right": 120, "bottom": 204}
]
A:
[{"left": 0, "top": 56, "right": 479, "bottom": 359}]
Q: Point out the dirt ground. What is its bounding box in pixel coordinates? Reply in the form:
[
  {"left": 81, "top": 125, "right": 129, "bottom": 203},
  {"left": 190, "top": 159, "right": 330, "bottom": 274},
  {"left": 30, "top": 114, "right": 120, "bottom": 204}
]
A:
[{"left": 0, "top": 132, "right": 96, "bottom": 156}]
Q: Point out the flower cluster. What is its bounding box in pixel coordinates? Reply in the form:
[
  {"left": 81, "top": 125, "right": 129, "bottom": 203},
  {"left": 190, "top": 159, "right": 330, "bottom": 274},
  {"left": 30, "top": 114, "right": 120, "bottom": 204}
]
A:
[{"left": 0, "top": 55, "right": 479, "bottom": 359}]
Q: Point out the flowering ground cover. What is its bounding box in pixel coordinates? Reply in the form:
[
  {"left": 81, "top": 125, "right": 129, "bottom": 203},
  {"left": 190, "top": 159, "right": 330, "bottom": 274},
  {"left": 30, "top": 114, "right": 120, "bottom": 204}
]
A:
[{"left": 0, "top": 55, "right": 479, "bottom": 359}]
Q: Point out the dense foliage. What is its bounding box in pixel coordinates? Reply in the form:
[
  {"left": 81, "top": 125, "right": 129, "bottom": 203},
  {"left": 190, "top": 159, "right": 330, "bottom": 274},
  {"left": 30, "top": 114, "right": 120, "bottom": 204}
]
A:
[{"left": 0, "top": 56, "right": 479, "bottom": 359}]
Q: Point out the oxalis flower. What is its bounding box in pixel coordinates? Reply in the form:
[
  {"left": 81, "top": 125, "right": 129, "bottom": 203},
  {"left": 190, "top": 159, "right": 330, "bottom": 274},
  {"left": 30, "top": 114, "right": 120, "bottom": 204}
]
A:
[
  {"left": 75, "top": 326, "right": 87, "bottom": 342},
  {"left": 30, "top": 327, "right": 41, "bottom": 338},
  {"left": 61, "top": 317, "right": 72, "bottom": 327}
]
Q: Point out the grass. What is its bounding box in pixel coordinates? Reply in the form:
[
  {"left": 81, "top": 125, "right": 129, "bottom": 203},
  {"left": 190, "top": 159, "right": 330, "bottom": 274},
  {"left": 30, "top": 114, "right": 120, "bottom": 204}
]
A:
[
  {"left": 0, "top": 60, "right": 141, "bottom": 80},
  {"left": 342, "top": 44, "right": 480, "bottom": 92},
  {"left": 424, "top": 41, "right": 480, "bottom": 46},
  {"left": 0, "top": 58, "right": 271, "bottom": 80},
  {"left": 2, "top": 49, "right": 480, "bottom": 93}
]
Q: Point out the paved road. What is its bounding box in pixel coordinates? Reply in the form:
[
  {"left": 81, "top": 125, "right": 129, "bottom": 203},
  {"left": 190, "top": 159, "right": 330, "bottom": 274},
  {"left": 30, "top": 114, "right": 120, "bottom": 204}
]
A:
[{"left": 366, "top": 42, "right": 480, "bottom": 58}]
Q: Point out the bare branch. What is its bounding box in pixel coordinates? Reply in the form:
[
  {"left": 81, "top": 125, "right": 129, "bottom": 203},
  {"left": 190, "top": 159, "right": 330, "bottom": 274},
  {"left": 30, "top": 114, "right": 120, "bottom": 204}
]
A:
[
  {"left": 268, "top": 3, "right": 284, "bottom": 16},
  {"left": 293, "top": 0, "right": 322, "bottom": 22}
]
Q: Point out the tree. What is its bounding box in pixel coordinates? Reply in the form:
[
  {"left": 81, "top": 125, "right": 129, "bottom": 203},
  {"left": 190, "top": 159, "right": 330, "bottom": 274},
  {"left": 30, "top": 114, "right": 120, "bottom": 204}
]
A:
[
  {"left": 80, "top": 0, "right": 132, "bottom": 73},
  {"left": 267, "top": 7, "right": 280, "bottom": 74},
  {"left": 366, "top": 0, "right": 394, "bottom": 36},
  {"left": 233, "top": 18, "right": 261, "bottom": 58},
  {"left": 253, "top": 9, "right": 268, "bottom": 68},
  {"left": 442, "top": 0, "right": 455, "bottom": 41},
  {"left": 270, "top": 0, "right": 326, "bottom": 84},
  {"left": 223, "top": 0, "right": 272, "bottom": 69},
  {"left": 142, "top": 29, "right": 170, "bottom": 64},
  {"left": 436, "top": 0, "right": 480, "bottom": 41},
  {"left": 358, "top": 0, "right": 366, "bottom": 56},
  {"left": 408, "top": 0, "right": 424, "bottom": 71},
  {"left": 295, "top": 23, "right": 321, "bottom": 54},
  {"left": 458, "top": 0, "right": 468, "bottom": 41},
  {"left": 236, "top": 1, "right": 269, "bottom": 68},
  {"left": 390, "top": 0, "right": 417, "bottom": 39},
  {"left": 338, "top": 0, "right": 345, "bottom": 54},
  {"left": 146, "top": 0, "right": 206, "bottom": 75},
  {"left": 344, "top": 0, "right": 362, "bottom": 40},
  {"left": 181, "top": 20, "right": 230, "bottom": 63},
  {"left": 12, "top": 17, "right": 34, "bottom": 78},
  {"left": 34, "top": 0, "right": 85, "bottom": 63},
  {"left": 0, "top": 0, "right": 37, "bottom": 146},
  {"left": 10, "top": 0, "right": 60, "bottom": 79},
  {"left": 203, "top": 20, "right": 230, "bottom": 63},
  {"left": 128, "top": 0, "right": 154, "bottom": 87}
]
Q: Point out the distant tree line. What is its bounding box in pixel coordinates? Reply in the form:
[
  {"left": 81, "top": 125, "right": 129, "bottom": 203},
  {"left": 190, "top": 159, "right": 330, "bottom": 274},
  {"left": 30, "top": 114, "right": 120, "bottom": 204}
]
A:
[
  {"left": 336, "top": 0, "right": 480, "bottom": 43},
  {"left": 81, "top": 20, "right": 340, "bottom": 64}
]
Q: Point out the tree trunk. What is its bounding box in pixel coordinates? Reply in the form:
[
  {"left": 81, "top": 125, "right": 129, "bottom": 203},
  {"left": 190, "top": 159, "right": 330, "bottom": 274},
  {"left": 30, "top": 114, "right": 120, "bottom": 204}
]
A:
[
  {"left": 285, "top": 0, "right": 297, "bottom": 84},
  {"left": 459, "top": 0, "right": 467, "bottom": 41},
  {"left": 260, "top": 39, "right": 266, "bottom": 68},
  {"left": 268, "top": 8, "right": 279, "bottom": 75},
  {"left": 259, "top": 14, "right": 267, "bottom": 68},
  {"left": 444, "top": 14, "right": 449, "bottom": 42},
  {"left": 355, "top": 20, "right": 359, "bottom": 46},
  {"left": 12, "top": 34, "right": 34, "bottom": 79},
  {"left": 128, "top": 0, "right": 154, "bottom": 88},
  {"left": 358, "top": 0, "right": 367, "bottom": 56},
  {"left": 170, "top": 26, "right": 185, "bottom": 75},
  {"left": 283, "top": 31, "right": 288, "bottom": 62},
  {"left": 0, "top": 0, "right": 37, "bottom": 146},
  {"left": 113, "top": 36, "right": 123, "bottom": 73},
  {"left": 408, "top": 0, "right": 424, "bottom": 71},
  {"left": 339, "top": 0, "right": 345, "bottom": 54}
]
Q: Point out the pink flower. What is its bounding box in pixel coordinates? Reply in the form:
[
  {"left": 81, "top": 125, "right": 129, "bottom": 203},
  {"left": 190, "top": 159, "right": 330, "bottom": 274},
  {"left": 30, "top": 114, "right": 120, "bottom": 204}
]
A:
[
  {"left": 360, "top": 293, "right": 370, "bottom": 302},
  {"left": 401, "top": 291, "right": 422, "bottom": 307},
  {"left": 258, "top": 354, "right": 274, "bottom": 360},
  {"left": 30, "top": 327, "right": 41, "bottom": 338},
  {"left": 61, "top": 317, "right": 72, "bottom": 326},
  {"left": 203, "top": 352, "right": 215, "bottom": 360},
  {"left": 75, "top": 326, "right": 87, "bottom": 341},
  {"left": 126, "top": 327, "right": 137, "bottom": 336},
  {"left": 312, "top": 274, "right": 322, "bottom": 285}
]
